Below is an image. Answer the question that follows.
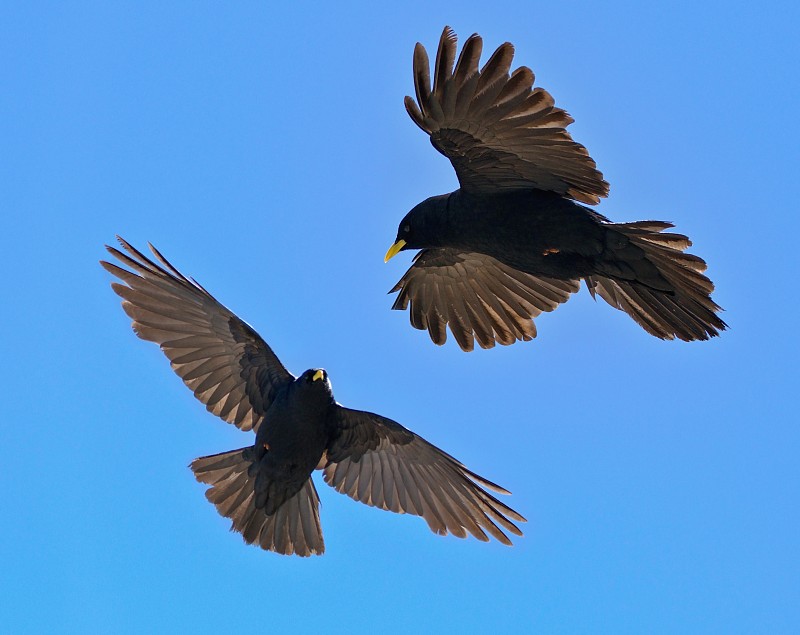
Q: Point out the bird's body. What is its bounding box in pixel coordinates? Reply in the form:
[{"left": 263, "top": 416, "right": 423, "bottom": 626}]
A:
[
  {"left": 248, "top": 370, "right": 333, "bottom": 515},
  {"left": 386, "top": 27, "right": 727, "bottom": 350},
  {"left": 411, "top": 189, "right": 608, "bottom": 279},
  {"left": 102, "top": 238, "right": 525, "bottom": 556},
  {"left": 410, "top": 188, "right": 675, "bottom": 291}
]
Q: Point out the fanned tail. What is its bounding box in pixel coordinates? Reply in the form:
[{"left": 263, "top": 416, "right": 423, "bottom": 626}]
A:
[
  {"left": 587, "top": 221, "right": 727, "bottom": 341},
  {"left": 190, "top": 448, "right": 324, "bottom": 557}
]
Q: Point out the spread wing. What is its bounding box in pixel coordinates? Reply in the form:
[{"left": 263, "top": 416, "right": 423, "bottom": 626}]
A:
[
  {"left": 101, "top": 237, "right": 294, "bottom": 432},
  {"left": 389, "top": 248, "right": 579, "bottom": 351},
  {"left": 405, "top": 26, "right": 608, "bottom": 204},
  {"left": 322, "top": 405, "right": 525, "bottom": 546}
]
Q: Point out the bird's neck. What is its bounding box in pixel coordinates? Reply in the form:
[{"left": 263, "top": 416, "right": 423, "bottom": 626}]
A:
[{"left": 417, "top": 192, "right": 461, "bottom": 247}]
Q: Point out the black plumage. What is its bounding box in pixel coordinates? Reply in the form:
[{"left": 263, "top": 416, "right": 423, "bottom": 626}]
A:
[
  {"left": 102, "top": 237, "right": 524, "bottom": 556},
  {"left": 385, "top": 26, "right": 727, "bottom": 351}
]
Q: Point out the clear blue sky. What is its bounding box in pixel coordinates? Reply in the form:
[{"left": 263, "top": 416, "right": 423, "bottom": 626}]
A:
[{"left": 2, "top": 2, "right": 798, "bottom": 633}]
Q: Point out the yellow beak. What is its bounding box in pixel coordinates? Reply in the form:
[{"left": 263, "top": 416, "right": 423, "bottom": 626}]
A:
[
  {"left": 384, "top": 239, "right": 407, "bottom": 263},
  {"left": 312, "top": 369, "right": 325, "bottom": 382}
]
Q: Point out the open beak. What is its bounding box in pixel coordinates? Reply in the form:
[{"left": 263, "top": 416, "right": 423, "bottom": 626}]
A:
[
  {"left": 312, "top": 369, "right": 325, "bottom": 382},
  {"left": 384, "top": 239, "right": 407, "bottom": 263}
]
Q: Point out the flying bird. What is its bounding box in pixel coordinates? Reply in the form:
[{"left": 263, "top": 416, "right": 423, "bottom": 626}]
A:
[
  {"left": 385, "top": 26, "right": 727, "bottom": 351},
  {"left": 102, "top": 238, "right": 524, "bottom": 556}
]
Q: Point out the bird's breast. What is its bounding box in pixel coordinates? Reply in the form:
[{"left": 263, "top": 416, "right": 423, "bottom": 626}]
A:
[{"left": 256, "top": 397, "right": 330, "bottom": 475}]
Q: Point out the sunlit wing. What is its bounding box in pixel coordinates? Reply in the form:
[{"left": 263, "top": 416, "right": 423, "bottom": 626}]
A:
[
  {"left": 389, "top": 248, "right": 579, "bottom": 351},
  {"left": 323, "top": 406, "right": 525, "bottom": 545},
  {"left": 406, "top": 26, "right": 608, "bottom": 204},
  {"left": 102, "top": 237, "right": 294, "bottom": 432}
]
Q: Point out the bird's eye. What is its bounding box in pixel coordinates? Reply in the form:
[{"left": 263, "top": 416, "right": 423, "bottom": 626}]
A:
[{"left": 402, "top": 224, "right": 410, "bottom": 234}]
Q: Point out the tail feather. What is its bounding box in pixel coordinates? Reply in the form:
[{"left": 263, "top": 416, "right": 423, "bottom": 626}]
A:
[
  {"left": 190, "top": 448, "right": 325, "bottom": 557},
  {"left": 589, "top": 221, "right": 727, "bottom": 341}
]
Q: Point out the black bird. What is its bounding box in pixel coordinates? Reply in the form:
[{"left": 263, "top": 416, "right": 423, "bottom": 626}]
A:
[
  {"left": 385, "top": 26, "right": 727, "bottom": 351},
  {"left": 102, "top": 238, "right": 524, "bottom": 556}
]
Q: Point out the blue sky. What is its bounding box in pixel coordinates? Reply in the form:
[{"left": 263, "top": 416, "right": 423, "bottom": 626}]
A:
[{"left": 2, "top": 1, "right": 798, "bottom": 633}]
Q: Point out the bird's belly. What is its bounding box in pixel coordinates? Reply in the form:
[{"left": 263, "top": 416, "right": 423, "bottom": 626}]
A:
[
  {"left": 449, "top": 189, "right": 605, "bottom": 279},
  {"left": 256, "top": 409, "right": 329, "bottom": 480},
  {"left": 259, "top": 431, "right": 326, "bottom": 474},
  {"left": 457, "top": 232, "right": 597, "bottom": 280}
]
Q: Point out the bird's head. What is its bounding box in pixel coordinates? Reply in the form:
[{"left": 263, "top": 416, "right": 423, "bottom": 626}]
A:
[
  {"left": 296, "top": 368, "right": 333, "bottom": 401},
  {"left": 384, "top": 194, "right": 449, "bottom": 262}
]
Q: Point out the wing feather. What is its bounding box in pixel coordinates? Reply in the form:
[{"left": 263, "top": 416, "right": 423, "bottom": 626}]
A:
[
  {"left": 322, "top": 406, "right": 525, "bottom": 546},
  {"left": 389, "top": 248, "right": 578, "bottom": 351},
  {"left": 102, "top": 237, "right": 294, "bottom": 432},
  {"left": 407, "top": 26, "right": 608, "bottom": 203}
]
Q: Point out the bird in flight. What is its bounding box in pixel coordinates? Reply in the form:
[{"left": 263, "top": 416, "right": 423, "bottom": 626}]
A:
[
  {"left": 102, "top": 237, "right": 524, "bottom": 556},
  {"left": 385, "top": 26, "right": 727, "bottom": 351}
]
